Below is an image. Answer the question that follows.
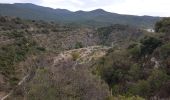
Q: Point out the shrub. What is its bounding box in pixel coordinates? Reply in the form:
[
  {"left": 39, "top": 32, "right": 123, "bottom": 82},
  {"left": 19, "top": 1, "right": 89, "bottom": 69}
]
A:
[
  {"left": 128, "top": 44, "right": 141, "bottom": 58},
  {"left": 71, "top": 52, "right": 80, "bottom": 61},
  {"left": 36, "top": 47, "right": 46, "bottom": 51},
  {"left": 160, "top": 43, "right": 170, "bottom": 59},
  {"left": 128, "top": 64, "right": 142, "bottom": 81},
  {"left": 5, "top": 31, "right": 24, "bottom": 38},
  {"left": 75, "top": 42, "right": 83, "bottom": 49},
  {"left": 0, "top": 32, "right": 37, "bottom": 86},
  {"left": 140, "top": 36, "right": 162, "bottom": 56},
  {"left": 148, "top": 69, "right": 169, "bottom": 92},
  {"left": 9, "top": 77, "right": 20, "bottom": 86},
  {"left": 155, "top": 18, "right": 170, "bottom": 33},
  {"left": 128, "top": 80, "right": 151, "bottom": 97}
]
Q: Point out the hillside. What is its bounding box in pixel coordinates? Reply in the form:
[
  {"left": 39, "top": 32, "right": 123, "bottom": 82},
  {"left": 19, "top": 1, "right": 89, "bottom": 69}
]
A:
[
  {"left": 91, "top": 18, "right": 170, "bottom": 99},
  {"left": 0, "top": 16, "right": 170, "bottom": 100},
  {"left": 0, "top": 16, "right": 146, "bottom": 99},
  {"left": 0, "top": 3, "right": 161, "bottom": 28}
]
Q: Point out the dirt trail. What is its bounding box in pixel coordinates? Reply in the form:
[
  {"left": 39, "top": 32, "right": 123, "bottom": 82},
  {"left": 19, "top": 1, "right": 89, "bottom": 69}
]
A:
[{"left": 0, "top": 73, "right": 33, "bottom": 100}]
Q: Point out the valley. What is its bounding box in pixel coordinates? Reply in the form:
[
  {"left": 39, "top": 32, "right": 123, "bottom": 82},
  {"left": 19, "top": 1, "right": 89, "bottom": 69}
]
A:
[{"left": 0, "top": 8, "right": 170, "bottom": 100}]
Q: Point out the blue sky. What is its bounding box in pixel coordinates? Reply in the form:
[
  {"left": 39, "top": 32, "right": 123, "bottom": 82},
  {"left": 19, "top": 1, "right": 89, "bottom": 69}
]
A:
[{"left": 0, "top": 0, "right": 170, "bottom": 17}]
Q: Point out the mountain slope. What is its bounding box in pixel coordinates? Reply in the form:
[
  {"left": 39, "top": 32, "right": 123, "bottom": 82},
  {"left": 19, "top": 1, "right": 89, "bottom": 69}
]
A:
[
  {"left": 0, "top": 3, "right": 161, "bottom": 28},
  {"left": 0, "top": 15, "right": 169, "bottom": 100}
]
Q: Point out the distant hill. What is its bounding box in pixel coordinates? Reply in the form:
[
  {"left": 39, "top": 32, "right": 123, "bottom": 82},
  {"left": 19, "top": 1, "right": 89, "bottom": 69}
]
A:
[{"left": 0, "top": 3, "right": 161, "bottom": 28}]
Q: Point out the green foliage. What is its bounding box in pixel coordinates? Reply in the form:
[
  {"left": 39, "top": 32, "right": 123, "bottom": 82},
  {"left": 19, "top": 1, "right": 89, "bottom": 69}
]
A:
[
  {"left": 160, "top": 43, "right": 170, "bottom": 59},
  {"left": 0, "top": 14, "right": 169, "bottom": 100},
  {"left": 128, "top": 80, "right": 151, "bottom": 97},
  {"left": 127, "top": 69, "right": 169, "bottom": 97},
  {"left": 148, "top": 69, "right": 169, "bottom": 92},
  {"left": 0, "top": 32, "right": 37, "bottom": 86},
  {"left": 128, "top": 43, "right": 141, "bottom": 58},
  {"left": 97, "top": 24, "right": 129, "bottom": 45},
  {"left": 140, "top": 36, "right": 162, "bottom": 56},
  {"left": 128, "top": 64, "right": 142, "bottom": 81},
  {"left": 97, "top": 26, "right": 113, "bottom": 40},
  {"left": 9, "top": 77, "right": 20, "bottom": 86},
  {"left": 92, "top": 43, "right": 170, "bottom": 98},
  {"left": 128, "top": 36, "right": 162, "bottom": 58},
  {"left": 93, "top": 51, "right": 131, "bottom": 89},
  {"left": 71, "top": 52, "right": 80, "bottom": 61},
  {"left": 155, "top": 18, "right": 170, "bottom": 33},
  {"left": 75, "top": 42, "right": 83, "bottom": 49}
]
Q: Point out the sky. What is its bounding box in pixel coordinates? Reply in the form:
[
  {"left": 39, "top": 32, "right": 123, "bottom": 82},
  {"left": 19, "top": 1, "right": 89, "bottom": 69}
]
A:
[{"left": 0, "top": 0, "right": 170, "bottom": 17}]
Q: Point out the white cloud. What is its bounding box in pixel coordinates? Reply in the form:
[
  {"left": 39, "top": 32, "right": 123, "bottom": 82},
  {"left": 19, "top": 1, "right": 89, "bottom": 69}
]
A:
[
  {"left": 70, "top": 0, "right": 84, "bottom": 6},
  {"left": 0, "top": 0, "right": 170, "bottom": 16},
  {"left": 103, "top": 0, "right": 170, "bottom": 16}
]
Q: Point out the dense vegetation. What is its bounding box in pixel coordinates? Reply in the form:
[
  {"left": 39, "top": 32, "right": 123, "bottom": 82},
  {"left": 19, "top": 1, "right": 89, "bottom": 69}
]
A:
[
  {"left": 0, "top": 16, "right": 170, "bottom": 100},
  {"left": 92, "top": 17, "right": 170, "bottom": 99},
  {"left": 97, "top": 24, "right": 143, "bottom": 47},
  {"left": 0, "top": 28, "right": 47, "bottom": 95},
  {"left": 155, "top": 18, "right": 170, "bottom": 33}
]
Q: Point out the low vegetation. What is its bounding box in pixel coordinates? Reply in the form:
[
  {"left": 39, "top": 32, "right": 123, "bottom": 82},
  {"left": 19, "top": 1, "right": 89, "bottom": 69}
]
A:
[{"left": 0, "top": 16, "right": 170, "bottom": 100}]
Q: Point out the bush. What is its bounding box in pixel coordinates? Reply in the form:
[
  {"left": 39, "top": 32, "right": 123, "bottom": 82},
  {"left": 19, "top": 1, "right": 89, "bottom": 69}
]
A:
[
  {"left": 140, "top": 36, "right": 162, "bottom": 56},
  {"left": 128, "top": 43, "right": 141, "bottom": 58},
  {"left": 148, "top": 69, "right": 169, "bottom": 92},
  {"left": 128, "top": 80, "right": 151, "bottom": 97},
  {"left": 36, "top": 47, "right": 46, "bottom": 51},
  {"left": 128, "top": 36, "right": 162, "bottom": 58},
  {"left": 75, "top": 42, "right": 83, "bottom": 49},
  {"left": 100, "top": 65, "right": 128, "bottom": 88},
  {"left": 128, "top": 64, "right": 142, "bottom": 81},
  {"left": 71, "top": 52, "right": 80, "bottom": 61},
  {"left": 160, "top": 43, "right": 170, "bottom": 59},
  {"left": 97, "top": 26, "right": 113, "bottom": 44},
  {"left": 155, "top": 18, "right": 170, "bottom": 33}
]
